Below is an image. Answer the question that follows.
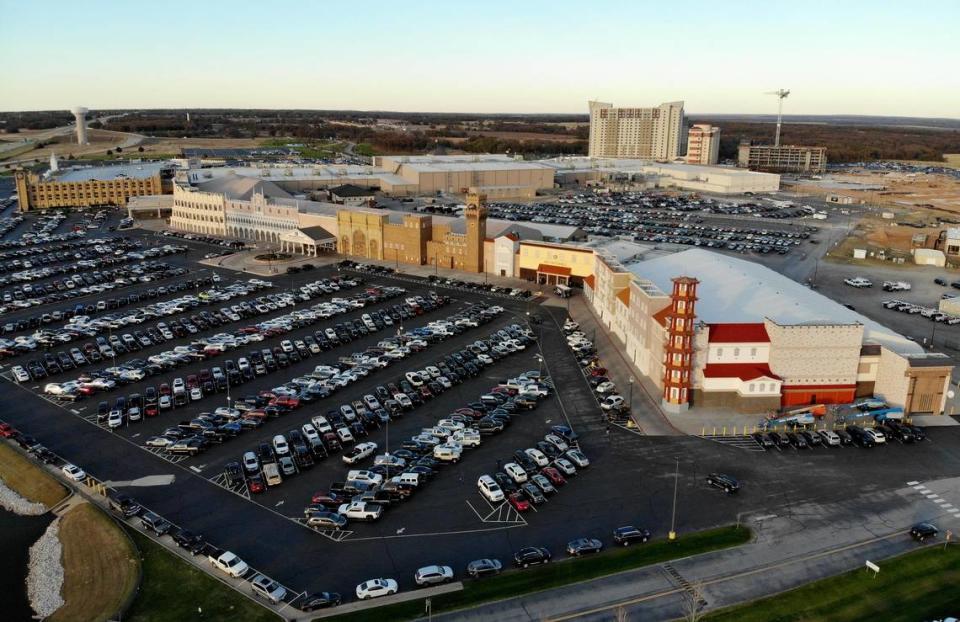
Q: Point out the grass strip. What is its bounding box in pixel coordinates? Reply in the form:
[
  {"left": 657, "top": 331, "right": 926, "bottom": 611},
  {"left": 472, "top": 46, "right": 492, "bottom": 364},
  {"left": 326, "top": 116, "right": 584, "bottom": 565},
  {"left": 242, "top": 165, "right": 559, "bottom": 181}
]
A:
[
  {"left": 123, "top": 529, "right": 280, "bottom": 622},
  {"left": 50, "top": 503, "right": 139, "bottom": 622},
  {"left": 0, "top": 443, "right": 68, "bottom": 507},
  {"left": 705, "top": 543, "right": 960, "bottom": 622},
  {"left": 324, "top": 525, "right": 750, "bottom": 622}
]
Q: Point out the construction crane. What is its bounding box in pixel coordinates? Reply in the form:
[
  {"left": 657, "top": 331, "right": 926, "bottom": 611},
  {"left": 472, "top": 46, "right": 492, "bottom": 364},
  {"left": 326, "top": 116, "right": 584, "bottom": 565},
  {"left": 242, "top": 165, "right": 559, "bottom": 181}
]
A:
[{"left": 765, "top": 89, "right": 790, "bottom": 146}]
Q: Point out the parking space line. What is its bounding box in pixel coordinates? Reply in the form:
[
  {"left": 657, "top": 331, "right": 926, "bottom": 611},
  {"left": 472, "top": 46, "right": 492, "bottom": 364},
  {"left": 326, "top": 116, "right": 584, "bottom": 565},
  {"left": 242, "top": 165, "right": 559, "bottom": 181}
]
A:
[{"left": 925, "top": 493, "right": 940, "bottom": 499}]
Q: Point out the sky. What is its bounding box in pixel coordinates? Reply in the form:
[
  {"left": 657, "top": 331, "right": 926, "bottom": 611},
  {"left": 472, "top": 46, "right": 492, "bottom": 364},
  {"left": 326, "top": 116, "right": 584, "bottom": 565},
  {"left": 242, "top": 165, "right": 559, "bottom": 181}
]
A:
[{"left": 1, "top": 0, "right": 958, "bottom": 118}]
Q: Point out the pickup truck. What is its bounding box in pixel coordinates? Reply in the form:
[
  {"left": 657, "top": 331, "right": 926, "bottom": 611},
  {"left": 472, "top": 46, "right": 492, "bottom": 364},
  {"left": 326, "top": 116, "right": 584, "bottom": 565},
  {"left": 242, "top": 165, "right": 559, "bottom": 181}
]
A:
[
  {"left": 208, "top": 549, "right": 249, "bottom": 578},
  {"left": 337, "top": 501, "right": 383, "bottom": 521}
]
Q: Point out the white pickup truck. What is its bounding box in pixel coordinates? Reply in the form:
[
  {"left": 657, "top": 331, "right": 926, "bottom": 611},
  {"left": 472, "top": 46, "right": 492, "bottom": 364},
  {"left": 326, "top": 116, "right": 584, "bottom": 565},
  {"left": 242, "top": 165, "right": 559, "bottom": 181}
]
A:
[
  {"left": 844, "top": 277, "right": 873, "bottom": 288},
  {"left": 882, "top": 280, "right": 912, "bottom": 292},
  {"left": 209, "top": 550, "right": 249, "bottom": 578}
]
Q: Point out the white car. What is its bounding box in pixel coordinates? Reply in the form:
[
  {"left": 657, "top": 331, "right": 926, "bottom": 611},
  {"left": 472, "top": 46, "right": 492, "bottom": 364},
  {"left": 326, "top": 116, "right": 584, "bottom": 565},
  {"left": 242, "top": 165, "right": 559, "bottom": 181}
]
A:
[
  {"left": 301, "top": 423, "right": 321, "bottom": 443},
  {"left": 414, "top": 564, "right": 454, "bottom": 586},
  {"left": 818, "top": 430, "right": 841, "bottom": 447},
  {"left": 356, "top": 578, "right": 398, "bottom": 600},
  {"left": 554, "top": 457, "right": 578, "bottom": 476},
  {"left": 62, "top": 464, "right": 86, "bottom": 481},
  {"left": 405, "top": 372, "right": 425, "bottom": 387},
  {"left": 865, "top": 428, "right": 887, "bottom": 444},
  {"left": 12, "top": 366, "right": 30, "bottom": 383},
  {"left": 190, "top": 387, "right": 203, "bottom": 402},
  {"left": 844, "top": 277, "right": 873, "bottom": 288},
  {"left": 343, "top": 442, "right": 378, "bottom": 465},
  {"left": 504, "top": 462, "right": 528, "bottom": 484},
  {"left": 566, "top": 449, "right": 590, "bottom": 468},
  {"left": 336, "top": 426, "right": 355, "bottom": 445},
  {"left": 600, "top": 395, "right": 626, "bottom": 411},
  {"left": 478, "top": 475, "right": 504, "bottom": 502},
  {"left": 107, "top": 411, "right": 124, "bottom": 429},
  {"left": 346, "top": 469, "right": 383, "bottom": 486},
  {"left": 272, "top": 434, "right": 290, "bottom": 456}
]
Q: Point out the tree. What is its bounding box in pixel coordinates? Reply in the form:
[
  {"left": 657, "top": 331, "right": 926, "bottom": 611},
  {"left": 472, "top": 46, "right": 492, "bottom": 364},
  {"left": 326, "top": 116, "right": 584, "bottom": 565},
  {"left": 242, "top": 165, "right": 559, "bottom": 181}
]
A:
[
  {"left": 5, "top": 125, "right": 19, "bottom": 134},
  {"left": 138, "top": 146, "right": 144, "bottom": 153},
  {"left": 106, "top": 150, "right": 113, "bottom": 156},
  {"left": 115, "top": 147, "right": 123, "bottom": 153},
  {"left": 682, "top": 580, "right": 706, "bottom": 622}
]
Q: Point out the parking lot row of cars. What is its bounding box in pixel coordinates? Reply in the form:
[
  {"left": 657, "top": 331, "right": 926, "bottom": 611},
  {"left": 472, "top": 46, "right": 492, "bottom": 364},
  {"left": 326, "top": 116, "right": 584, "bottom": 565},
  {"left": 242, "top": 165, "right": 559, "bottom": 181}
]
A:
[
  {"left": 6, "top": 278, "right": 273, "bottom": 370},
  {"left": 880, "top": 298, "right": 960, "bottom": 324},
  {"left": 35, "top": 278, "right": 395, "bottom": 404},
  {"left": 340, "top": 261, "right": 535, "bottom": 300},
  {"left": 0, "top": 236, "right": 122, "bottom": 274},
  {"left": 219, "top": 304, "right": 510, "bottom": 495},
  {"left": 753, "top": 419, "right": 926, "bottom": 450},
  {"left": 159, "top": 228, "right": 246, "bottom": 250},
  {"left": 554, "top": 192, "right": 814, "bottom": 220},
  {"left": 0, "top": 255, "right": 189, "bottom": 313},
  {"left": 0, "top": 214, "right": 24, "bottom": 240},
  {"left": 0, "top": 223, "right": 85, "bottom": 251},
  {"left": 487, "top": 193, "right": 815, "bottom": 255},
  {"left": 137, "top": 292, "right": 468, "bottom": 457},
  {"left": 295, "top": 326, "right": 542, "bottom": 528},
  {"left": 561, "top": 319, "right": 631, "bottom": 424},
  {"left": 13, "top": 278, "right": 302, "bottom": 379}
]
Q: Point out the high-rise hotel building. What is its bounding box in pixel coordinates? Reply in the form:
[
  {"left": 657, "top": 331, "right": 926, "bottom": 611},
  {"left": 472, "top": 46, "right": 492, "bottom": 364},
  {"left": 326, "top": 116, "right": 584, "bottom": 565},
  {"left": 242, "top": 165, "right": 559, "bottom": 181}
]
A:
[{"left": 588, "top": 100, "right": 685, "bottom": 160}]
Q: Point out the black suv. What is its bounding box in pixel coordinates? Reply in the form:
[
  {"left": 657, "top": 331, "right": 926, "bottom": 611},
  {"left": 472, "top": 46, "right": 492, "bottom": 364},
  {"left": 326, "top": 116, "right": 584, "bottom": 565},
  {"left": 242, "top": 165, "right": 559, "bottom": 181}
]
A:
[
  {"left": 140, "top": 511, "right": 172, "bottom": 536},
  {"left": 910, "top": 522, "right": 938, "bottom": 542},
  {"left": 109, "top": 493, "right": 141, "bottom": 518},
  {"left": 513, "top": 546, "right": 551, "bottom": 568},
  {"left": 706, "top": 473, "right": 740, "bottom": 494},
  {"left": 613, "top": 525, "right": 651, "bottom": 546}
]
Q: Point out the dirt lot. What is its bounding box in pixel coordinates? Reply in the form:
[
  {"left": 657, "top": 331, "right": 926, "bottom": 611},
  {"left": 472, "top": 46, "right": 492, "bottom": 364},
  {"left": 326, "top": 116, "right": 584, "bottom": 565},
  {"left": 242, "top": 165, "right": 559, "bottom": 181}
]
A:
[
  {"left": 0, "top": 444, "right": 67, "bottom": 507},
  {"left": 51, "top": 503, "right": 139, "bottom": 622},
  {"left": 795, "top": 170, "right": 960, "bottom": 214},
  {"left": 134, "top": 137, "right": 270, "bottom": 157},
  {"left": 0, "top": 129, "right": 129, "bottom": 163}
]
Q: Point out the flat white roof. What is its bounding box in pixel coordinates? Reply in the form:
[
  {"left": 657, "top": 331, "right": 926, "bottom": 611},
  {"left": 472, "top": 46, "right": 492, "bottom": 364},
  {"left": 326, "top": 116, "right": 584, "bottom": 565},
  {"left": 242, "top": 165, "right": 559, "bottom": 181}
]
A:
[
  {"left": 630, "top": 248, "right": 923, "bottom": 356},
  {"left": 56, "top": 162, "right": 167, "bottom": 182}
]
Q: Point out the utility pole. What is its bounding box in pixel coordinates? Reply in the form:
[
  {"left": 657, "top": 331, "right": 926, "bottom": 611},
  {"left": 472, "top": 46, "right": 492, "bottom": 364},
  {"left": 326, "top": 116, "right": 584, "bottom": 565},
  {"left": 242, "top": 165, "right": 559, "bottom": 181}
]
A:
[{"left": 669, "top": 455, "right": 680, "bottom": 540}]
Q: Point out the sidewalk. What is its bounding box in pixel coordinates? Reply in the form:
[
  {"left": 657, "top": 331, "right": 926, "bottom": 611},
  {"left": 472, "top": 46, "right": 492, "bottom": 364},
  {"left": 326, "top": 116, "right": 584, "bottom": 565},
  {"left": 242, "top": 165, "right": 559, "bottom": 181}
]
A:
[{"left": 563, "top": 295, "right": 681, "bottom": 436}]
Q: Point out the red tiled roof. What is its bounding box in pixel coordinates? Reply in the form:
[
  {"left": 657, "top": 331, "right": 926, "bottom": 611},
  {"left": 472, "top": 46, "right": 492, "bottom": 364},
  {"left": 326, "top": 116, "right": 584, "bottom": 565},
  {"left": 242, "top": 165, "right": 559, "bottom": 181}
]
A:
[
  {"left": 584, "top": 274, "right": 596, "bottom": 289},
  {"left": 653, "top": 306, "right": 672, "bottom": 327},
  {"left": 537, "top": 263, "right": 572, "bottom": 276},
  {"left": 616, "top": 288, "right": 630, "bottom": 306},
  {"left": 702, "top": 363, "right": 780, "bottom": 381},
  {"left": 707, "top": 323, "right": 769, "bottom": 343}
]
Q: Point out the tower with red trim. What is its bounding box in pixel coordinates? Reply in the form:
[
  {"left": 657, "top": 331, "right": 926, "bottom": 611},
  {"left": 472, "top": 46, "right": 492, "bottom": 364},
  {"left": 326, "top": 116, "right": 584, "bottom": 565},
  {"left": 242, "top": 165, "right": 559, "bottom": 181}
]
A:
[{"left": 662, "top": 276, "right": 698, "bottom": 411}]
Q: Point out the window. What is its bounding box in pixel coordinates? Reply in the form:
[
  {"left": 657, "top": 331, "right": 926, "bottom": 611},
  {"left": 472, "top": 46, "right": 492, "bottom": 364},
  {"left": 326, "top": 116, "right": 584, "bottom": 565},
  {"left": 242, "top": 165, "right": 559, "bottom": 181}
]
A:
[
  {"left": 716, "top": 348, "right": 723, "bottom": 358},
  {"left": 748, "top": 383, "right": 755, "bottom": 392},
  {"left": 733, "top": 348, "right": 740, "bottom": 357},
  {"left": 750, "top": 348, "right": 757, "bottom": 357}
]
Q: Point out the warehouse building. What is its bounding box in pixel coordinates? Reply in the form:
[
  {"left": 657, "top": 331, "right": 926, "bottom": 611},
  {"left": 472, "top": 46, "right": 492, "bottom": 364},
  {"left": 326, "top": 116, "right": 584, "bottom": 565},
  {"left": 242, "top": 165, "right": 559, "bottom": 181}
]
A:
[
  {"left": 14, "top": 163, "right": 172, "bottom": 211},
  {"left": 374, "top": 154, "right": 555, "bottom": 199},
  {"left": 587, "top": 248, "right": 952, "bottom": 415}
]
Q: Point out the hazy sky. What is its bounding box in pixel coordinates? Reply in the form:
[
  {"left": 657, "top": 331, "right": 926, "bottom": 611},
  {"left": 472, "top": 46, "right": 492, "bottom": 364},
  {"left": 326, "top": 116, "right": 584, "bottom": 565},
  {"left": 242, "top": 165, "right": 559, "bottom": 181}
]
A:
[{"left": 2, "top": 0, "right": 958, "bottom": 117}]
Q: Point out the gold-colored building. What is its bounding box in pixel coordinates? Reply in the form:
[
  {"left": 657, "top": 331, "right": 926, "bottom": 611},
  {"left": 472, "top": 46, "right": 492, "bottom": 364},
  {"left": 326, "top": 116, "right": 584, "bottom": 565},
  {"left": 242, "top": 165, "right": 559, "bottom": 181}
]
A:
[
  {"left": 14, "top": 163, "right": 170, "bottom": 212},
  {"left": 337, "top": 193, "right": 488, "bottom": 272}
]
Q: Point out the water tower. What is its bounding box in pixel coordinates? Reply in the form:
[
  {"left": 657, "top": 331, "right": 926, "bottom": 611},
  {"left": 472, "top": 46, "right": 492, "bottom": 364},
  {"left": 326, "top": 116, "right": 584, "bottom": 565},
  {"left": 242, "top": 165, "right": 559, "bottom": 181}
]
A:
[{"left": 71, "top": 107, "right": 89, "bottom": 144}]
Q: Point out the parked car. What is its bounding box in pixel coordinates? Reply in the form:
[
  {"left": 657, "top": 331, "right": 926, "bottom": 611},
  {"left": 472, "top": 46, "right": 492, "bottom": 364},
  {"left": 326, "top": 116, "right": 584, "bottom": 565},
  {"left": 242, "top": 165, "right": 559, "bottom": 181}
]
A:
[
  {"left": 706, "top": 472, "right": 740, "bottom": 494},
  {"left": 414, "top": 564, "right": 454, "bottom": 586},
  {"left": 513, "top": 546, "right": 551, "bottom": 568},
  {"left": 355, "top": 578, "right": 398, "bottom": 600}
]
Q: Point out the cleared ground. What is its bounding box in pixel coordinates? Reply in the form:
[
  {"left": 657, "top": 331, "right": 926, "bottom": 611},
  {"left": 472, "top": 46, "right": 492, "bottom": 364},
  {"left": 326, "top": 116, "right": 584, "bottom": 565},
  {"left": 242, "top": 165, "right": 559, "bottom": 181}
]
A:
[
  {"left": 50, "top": 502, "right": 139, "bottom": 622},
  {"left": 0, "top": 443, "right": 67, "bottom": 507},
  {"left": 705, "top": 543, "right": 960, "bottom": 622},
  {"left": 123, "top": 528, "right": 279, "bottom": 622}
]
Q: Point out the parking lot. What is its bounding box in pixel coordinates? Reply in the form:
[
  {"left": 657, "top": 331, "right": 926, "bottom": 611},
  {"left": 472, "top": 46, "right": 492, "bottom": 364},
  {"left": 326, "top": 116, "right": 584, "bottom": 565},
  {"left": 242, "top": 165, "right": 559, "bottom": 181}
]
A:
[{"left": 3, "top": 209, "right": 960, "bottom": 613}]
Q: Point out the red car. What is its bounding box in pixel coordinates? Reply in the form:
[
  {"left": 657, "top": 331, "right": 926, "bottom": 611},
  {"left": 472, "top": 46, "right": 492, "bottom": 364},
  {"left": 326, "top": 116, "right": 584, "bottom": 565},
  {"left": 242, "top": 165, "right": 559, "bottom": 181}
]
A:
[
  {"left": 492, "top": 386, "right": 518, "bottom": 396},
  {"left": 246, "top": 475, "right": 265, "bottom": 494},
  {"left": 589, "top": 368, "right": 608, "bottom": 377},
  {"left": 507, "top": 493, "right": 530, "bottom": 512},
  {"left": 541, "top": 467, "right": 566, "bottom": 487},
  {"left": 311, "top": 492, "right": 342, "bottom": 508},
  {"left": 159, "top": 383, "right": 172, "bottom": 396},
  {"left": 144, "top": 404, "right": 159, "bottom": 418},
  {"left": 271, "top": 396, "right": 300, "bottom": 409},
  {"left": 0, "top": 423, "right": 15, "bottom": 438}
]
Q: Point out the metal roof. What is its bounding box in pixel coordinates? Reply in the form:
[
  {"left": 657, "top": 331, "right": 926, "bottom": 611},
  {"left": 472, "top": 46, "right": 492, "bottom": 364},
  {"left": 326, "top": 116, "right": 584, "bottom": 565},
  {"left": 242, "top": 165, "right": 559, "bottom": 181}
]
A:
[
  {"left": 55, "top": 162, "right": 167, "bottom": 182},
  {"left": 630, "top": 248, "right": 923, "bottom": 356}
]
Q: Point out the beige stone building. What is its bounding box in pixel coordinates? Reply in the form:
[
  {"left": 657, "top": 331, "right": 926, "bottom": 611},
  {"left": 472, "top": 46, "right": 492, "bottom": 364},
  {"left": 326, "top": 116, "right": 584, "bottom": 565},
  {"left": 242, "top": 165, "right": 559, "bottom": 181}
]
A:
[
  {"left": 686, "top": 124, "right": 721, "bottom": 165},
  {"left": 737, "top": 143, "right": 827, "bottom": 174},
  {"left": 336, "top": 193, "right": 488, "bottom": 273},
  {"left": 374, "top": 155, "right": 554, "bottom": 198},
  {"left": 586, "top": 247, "right": 952, "bottom": 415},
  {"left": 588, "top": 100, "right": 685, "bottom": 160},
  {"left": 15, "top": 163, "right": 170, "bottom": 211}
]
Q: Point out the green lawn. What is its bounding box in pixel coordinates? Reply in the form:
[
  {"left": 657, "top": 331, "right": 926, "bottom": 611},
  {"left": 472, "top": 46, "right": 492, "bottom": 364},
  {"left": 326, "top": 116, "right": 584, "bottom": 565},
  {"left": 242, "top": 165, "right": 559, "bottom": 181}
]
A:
[
  {"left": 706, "top": 543, "right": 960, "bottom": 622},
  {"left": 324, "top": 526, "right": 750, "bottom": 622},
  {"left": 124, "top": 529, "right": 280, "bottom": 622},
  {"left": 353, "top": 143, "right": 375, "bottom": 157}
]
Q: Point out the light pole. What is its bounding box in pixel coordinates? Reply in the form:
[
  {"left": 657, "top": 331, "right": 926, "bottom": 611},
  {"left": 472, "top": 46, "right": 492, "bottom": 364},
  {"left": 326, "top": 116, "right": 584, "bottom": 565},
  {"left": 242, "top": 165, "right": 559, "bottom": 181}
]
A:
[
  {"left": 669, "top": 455, "right": 679, "bottom": 541},
  {"left": 629, "top": 377, "right": 634, "bottom": 414}
]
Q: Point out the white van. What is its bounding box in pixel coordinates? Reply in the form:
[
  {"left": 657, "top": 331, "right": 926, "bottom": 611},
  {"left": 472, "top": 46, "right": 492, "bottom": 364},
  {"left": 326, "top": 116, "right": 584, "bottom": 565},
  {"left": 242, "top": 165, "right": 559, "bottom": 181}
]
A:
[
  {"left": 477, "top": 475, "right": 504, "bottom": 502},
  {"left": 554, "top": 284, "right": 573, "bottom": 298},
  {"left": 433, "top": 444, "right": 462, "bottom": 463}
]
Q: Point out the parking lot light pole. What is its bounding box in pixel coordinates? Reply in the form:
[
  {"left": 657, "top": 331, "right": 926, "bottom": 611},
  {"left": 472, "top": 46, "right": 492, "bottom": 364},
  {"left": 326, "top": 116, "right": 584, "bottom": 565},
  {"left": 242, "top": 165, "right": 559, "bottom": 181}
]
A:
[
  {"left": 669, "top": 456, "right": 679, "bottom": 541},
  {"left": 629, "top": 377, "right": 634, "bottom": 413}
]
